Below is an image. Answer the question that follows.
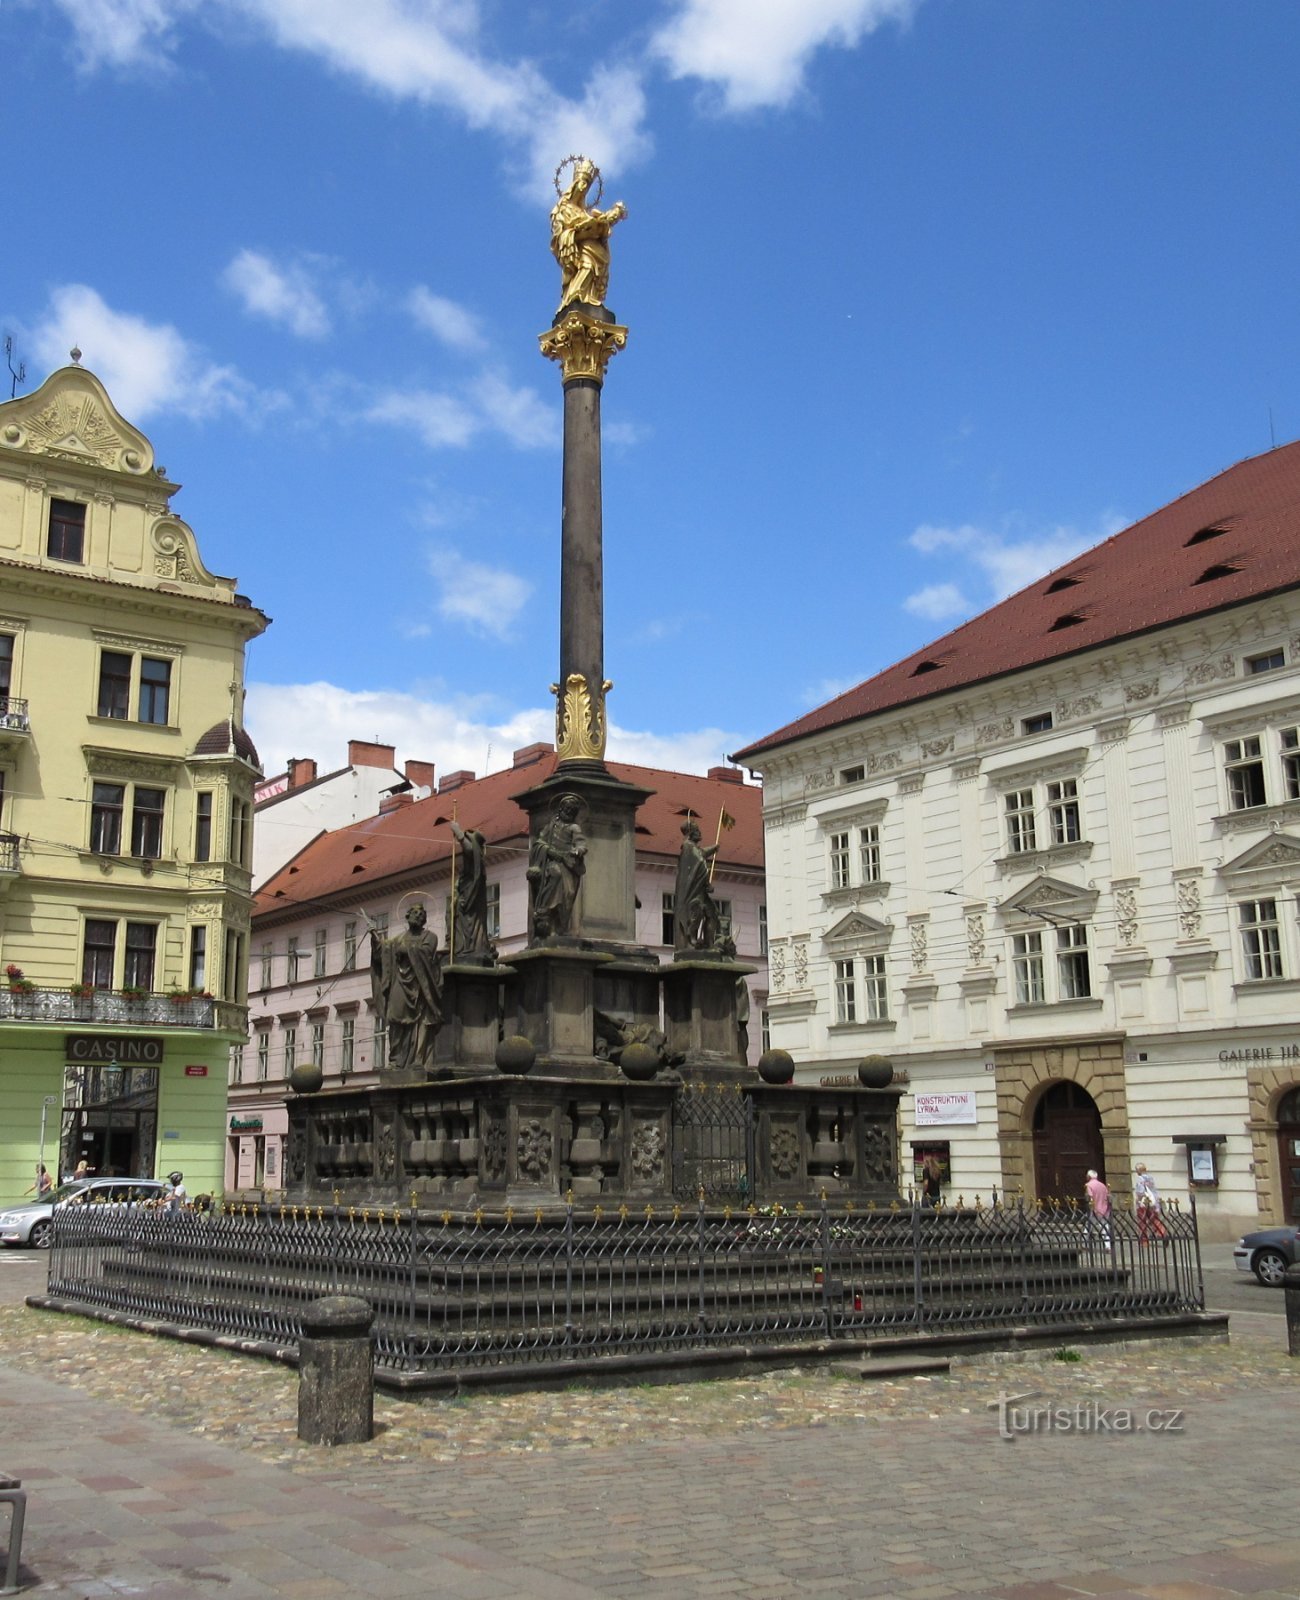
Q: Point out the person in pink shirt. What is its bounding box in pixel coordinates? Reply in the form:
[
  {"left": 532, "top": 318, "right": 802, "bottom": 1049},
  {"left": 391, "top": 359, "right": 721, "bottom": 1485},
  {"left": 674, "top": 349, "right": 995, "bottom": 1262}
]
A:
[{"left": 1084, "top": 1168, "right": 1111, "bottom": 1249}]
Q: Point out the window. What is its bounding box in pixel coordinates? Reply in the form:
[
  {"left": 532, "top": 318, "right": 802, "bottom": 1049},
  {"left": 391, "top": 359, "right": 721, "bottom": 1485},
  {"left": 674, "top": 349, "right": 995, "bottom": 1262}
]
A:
[
  {"left": 1283, "top": 729, "right": 1300, "bottom": 801},
  {"left": 287, "top": 937, "right": 300, "bottom": 983},
  {"left": 662, "top": 892, "right": 675, "bottom": 946},
  {"left": 0, "top": 633, "right": 12, "bottom": 701},
  {"left": 225, "top": 931, "right": 244, "bottom": 1003},
  {"left": 758, "top": 904, "right": 768, "bottom": 955},
  {"left": 283, "top": 1026, "right": 297, "bottom": 1074},
  {"left": 256, "top": 1033, "right": 270, "bottom": 1081},
  {"left": 1225, "top": 737, "right": 1266, "bottom": 810},
  {"left": 1239, "top": 898, "right": 1283, "bottom": 981},
  {"left": 311, "top": 1022, "right": 325, "bottom": 1068},
  {"left": 373, "top": 1019, "right": 387, "bottom": 1071},
  {"left": 342, "top": 921, "right": 357, "bottom": 971},
  {"left": 258, "top": 941, "right": 272, "bottom": 989},
  {"left": 123, "top": 922, "right": 157, "bottom": 991},
  {"left": 188, "top": 926, "right": 207, "bottom": 990},
  {"left": 1022, "top": 712, "right": 1054, "bottom": 735},
  {"left": 1004, "top": 788, "right": 1037, "bottom": 854},
  {"left": 47, "top": 498, "right": 86, "bottom": 563},
  {"left": 840, "top": 764, "right": 865, "bottom": 784},
  {"left": 138, "top": 657, "right": 171, "bottom": 724},
  {"left": 90, "top": 783, "right": 125, "bottom": 854},
  {"left": 341, "top": 1017, "right": 355, "bottom": 1076},
  {"left": 862, "top": 953, "right": 889, "bottom": 1020},
  {"left": 715, "top": 898, "right": 733, "bottom": 938},
  {"left": 194, "top": 792, "right": 213, "bottom": 861},
  {"left": 130, "top": 787, "right": 165, "bottom": 858},
  {"left": 834, "top": 958, "right": 856, "bottom": 1023},
  {"left": 228, "top": 797, "right": 250, "bottom": 865},
  {"left": 314, "top": 928, "right": 327, "bottom": 978},
  {"left": 1046, "top": 779, "right": 1081, "bottom": 846},
  {"left": 858, "top": 825, "right": 881, "bottom": 884},
  {"left": 829, "top": 832, "right": 851, "bottom": 890},
  {"left": 760, "top": 1008, "right": 771, "bottom": 1053},
  {"left": 82, "top": 919, "right": 116, "bottom": 987},
  {"left": 486, "top": 883, "right": 501, "bottom": 940},
  {"left": 1246, "top": 648, "right": 1286, "bottom": 675},
  {"left": 97, "top": 651, "right": 132, "bottom": 719},
  {"left": 1012, "top": 931, "right": 1045, "bottom": 1005},
  {"left": 1056, "top": 923, "right": 1091, "bottom": 999}
]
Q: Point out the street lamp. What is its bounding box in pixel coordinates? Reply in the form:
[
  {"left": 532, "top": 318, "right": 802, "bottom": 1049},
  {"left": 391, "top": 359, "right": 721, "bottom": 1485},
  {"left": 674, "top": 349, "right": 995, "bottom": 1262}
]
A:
[{"left": 38, "top": 1094, "right": 57, "bottom": 1187}]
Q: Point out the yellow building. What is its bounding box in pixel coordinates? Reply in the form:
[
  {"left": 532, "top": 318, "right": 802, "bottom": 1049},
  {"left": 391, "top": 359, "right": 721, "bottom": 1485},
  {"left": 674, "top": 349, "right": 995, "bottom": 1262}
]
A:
[{"left": 0, "top": 361, "right": 268, "bottom": 1206}]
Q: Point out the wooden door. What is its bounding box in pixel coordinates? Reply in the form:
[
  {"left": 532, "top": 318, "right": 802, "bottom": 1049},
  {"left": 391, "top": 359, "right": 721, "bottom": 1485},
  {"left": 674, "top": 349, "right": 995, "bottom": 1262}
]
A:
[
  {"left": 1032, "top": 1081, "right": 1104, "bottom": 1203},
  {"left": 1276, "top": 1088, "right": 1300, "bottom": 1221}
]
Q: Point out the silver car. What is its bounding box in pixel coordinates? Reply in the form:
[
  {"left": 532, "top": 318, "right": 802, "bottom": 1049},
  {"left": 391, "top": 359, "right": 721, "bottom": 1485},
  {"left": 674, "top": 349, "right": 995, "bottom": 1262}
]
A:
[
  {"left": 0, "top": 1177, "right": 167, "bottom": 1249},
  {"left": 1232, "top": 1224, "right": 1300, "bottom": 1286}
]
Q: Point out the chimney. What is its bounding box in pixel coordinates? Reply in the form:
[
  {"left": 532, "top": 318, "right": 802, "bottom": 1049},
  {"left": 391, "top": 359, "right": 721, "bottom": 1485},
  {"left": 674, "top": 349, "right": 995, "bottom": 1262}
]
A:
[
  {"left": 378, "top": 791, "right": 414, "bottom": 815},
  {"left": 513, "top": 741, "right": 555, "bottom": 768},
  {"left": 349, "top": 738, "right": 397, "bottom": 771},
  {"left": 404, "top": 759, "right": 435, "bottom": 792},
  {"left": 439, "top": 769, "right": 474, "bottom": 793},
  {"left": 707, "top": 765, "right": 744, "bottom": 785},
  {"left": 288, "top": 757, "right": 318, "bottom": 789}
]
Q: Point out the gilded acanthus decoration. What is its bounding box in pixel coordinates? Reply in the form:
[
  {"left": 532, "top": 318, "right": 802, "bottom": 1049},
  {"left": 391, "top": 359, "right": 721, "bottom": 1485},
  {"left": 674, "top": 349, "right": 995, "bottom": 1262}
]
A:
[
  {"left": 538, "top": 309, "right": 627, "bottom": 384},
  {"left": 552, "top": 671, "right": 612, "bottom": 762}
]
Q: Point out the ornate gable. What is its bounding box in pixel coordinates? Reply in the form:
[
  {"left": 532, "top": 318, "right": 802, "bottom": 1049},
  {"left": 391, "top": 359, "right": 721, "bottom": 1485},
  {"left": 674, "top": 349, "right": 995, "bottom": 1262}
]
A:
[
  {"left": 823, "top": 911, "right": 892, "bottom": 946},
  {"left": 0, "top": 364, "right": 159, "bottom": 478},
  {"left": 997, "top": 873, "right": 1099, "bottom": 924},
  {"left": 1219, "top": 830, "right": 1300, "bottom": 884}
]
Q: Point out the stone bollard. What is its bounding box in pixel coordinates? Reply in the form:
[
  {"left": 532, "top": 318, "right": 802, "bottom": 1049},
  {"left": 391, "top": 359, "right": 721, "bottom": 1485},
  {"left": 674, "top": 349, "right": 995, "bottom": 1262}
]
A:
[
  {"left": 1285, "top": 1264, "right": 1300, "bottom": 1358},
  {"left": 297, "top": 1295, "right": 375, "bottom": 1445}
]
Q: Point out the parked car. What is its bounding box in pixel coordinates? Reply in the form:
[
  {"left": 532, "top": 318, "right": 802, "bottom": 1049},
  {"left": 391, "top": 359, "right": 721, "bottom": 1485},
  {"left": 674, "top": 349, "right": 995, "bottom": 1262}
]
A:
[
  {"left": 0, "top": 1177, "right": 168, "bottom": 1249},
  {"left": 1233, "top": 1224, "right": 1300, "bottom": 1286}
]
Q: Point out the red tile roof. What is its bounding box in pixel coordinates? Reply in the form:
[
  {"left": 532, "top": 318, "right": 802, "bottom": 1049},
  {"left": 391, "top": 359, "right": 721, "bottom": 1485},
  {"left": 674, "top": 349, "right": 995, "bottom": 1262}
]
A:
[
  {"left": 255, "top": 754, "right": 761, "bottom": 918},
  {"left": 733, "top": 440, "right": 1300, "bottom": 764}
]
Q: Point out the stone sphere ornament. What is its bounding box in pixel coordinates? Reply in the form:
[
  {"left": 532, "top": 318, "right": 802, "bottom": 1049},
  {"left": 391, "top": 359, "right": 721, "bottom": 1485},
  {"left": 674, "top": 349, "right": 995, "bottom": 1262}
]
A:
[
  {"left": 757, "top": 1048, "right": 795, "bottom": 1085},
  {"left": 857, "top": 1055, "right": 894, "bottom": 1089},
  {"left": 289, "top": 1062, "right": 324, "bottom": 1095},
  {"left": 495, "top": 1035, "right": 536, "bottom": 1075},
  {"left": 619, "top": 1042, "right": 659, "bottom": 1081}
]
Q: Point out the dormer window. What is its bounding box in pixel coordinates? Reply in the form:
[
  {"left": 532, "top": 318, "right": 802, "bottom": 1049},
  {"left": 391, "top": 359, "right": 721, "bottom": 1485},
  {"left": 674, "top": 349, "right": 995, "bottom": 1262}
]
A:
[
  {"left": 1185, "top": 525, "right": 1228, "bottom": 546},
  {"left": 47, "top": 498, "right": 86, "bottom": 563},
  {"left": 1022, "top": 712, "right": 1053, "bottom": 735},
  {"left": 1195, "top": 562, "right": 1241, "bottom": 584},
  {"left": 1245, "top": 648, "right": 1285, "bottom": 676}
]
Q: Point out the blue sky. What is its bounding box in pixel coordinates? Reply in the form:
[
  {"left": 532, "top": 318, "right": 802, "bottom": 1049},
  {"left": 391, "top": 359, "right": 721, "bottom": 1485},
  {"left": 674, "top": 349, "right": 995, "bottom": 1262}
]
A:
[{"left": 4, "top": 0, "right": 1299, "bottom": 781}]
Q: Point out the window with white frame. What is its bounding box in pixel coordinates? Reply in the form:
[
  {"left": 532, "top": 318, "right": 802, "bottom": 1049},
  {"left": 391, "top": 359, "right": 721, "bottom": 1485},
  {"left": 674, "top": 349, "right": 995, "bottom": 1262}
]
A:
[
  {"left": 1225, "top": 736, "right": 1267, "bottom": 810},
  {"left": 311, "top": 1021, "right": 325, "bottom": 1067},
  {"left": 1012, "top": 931, "right": 1046, "bottom": 1004},
  {"left": 834, "top": 958, "right": 857, "bottom": 1023},
  {"left": 313, "top": 928, "right": 327, "bottom": 978},
  {"left": 858, "top": 824, "right": 881, "bottom": 883},
  {"left": 256, "top": 1032, "right": 270, "bottom": 1080},
  {"left": 862, "top": 953, "right": 889, "bottom": 1019},
  {"left": 1056, "top": 923, "right": 1092, "bottom": 998},
  {"left": 1219, "top": 726, "right": 1300, "bottom": 812},
  {"left": 258, "top": 941, "right": 272, "bottom": 989},
  {"left": 286, "top": 937, "right": 300, "bottom": 983},
  {"left": 760, "top": 1008, "right": 771, "bottom": 1053},
  {"left": 283, "top": 1026, "right": 297, "bottom": 1074},
  {"left": 829, "top": 832, "right": 851, "bottom": 890},
  {"left": 341, "top": 1017, "right": 355, "bottom": 1076},
  {"left": 1046, "top": 780, "right": 1081, "bottom": 845},
  {"left": 824, "top": 815, "right": 886, "bottom": 893},
  {"left": 486, "top": 883, "right": 501, "bottom": 940},
  {"left": 661, "top": 892, "right": 675, "bottom": 946},
  {"left": 1004, "top": 788, "right": 1038, "bottom": 854},
  {"left": 1283, "top": 729, "right": 1300, "bottom": 800},
  {"left": 1000, "top": 772, "right": 1090, "bottom": 858},
  {"left": 758, "top": 904, "right": 768, "bottom": 955},
  {"left": 373, "top": 1019, "right": 387, "bottom": 1070},
  {"left": 1239, "top": 898, "right": 1284, "bottom": 981},
  {"left": 1245, "top": 647, "right": 1286, "bottom": 675},
  {"left": 342, "top": 921, "right": 357, "bottom": 971}
]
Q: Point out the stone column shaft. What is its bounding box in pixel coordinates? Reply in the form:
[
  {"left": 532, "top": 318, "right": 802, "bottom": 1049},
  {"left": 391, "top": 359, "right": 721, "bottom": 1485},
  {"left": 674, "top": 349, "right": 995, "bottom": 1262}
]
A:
[{"left": 561, "top": 378, "right": 604, "bottom": 701}]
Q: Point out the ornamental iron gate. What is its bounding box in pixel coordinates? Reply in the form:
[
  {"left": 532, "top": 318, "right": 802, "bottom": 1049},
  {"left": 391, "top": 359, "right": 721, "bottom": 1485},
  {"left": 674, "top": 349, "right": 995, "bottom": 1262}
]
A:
[{"left": 671, "top": 1083, "right": 755, "bottom": 1201}]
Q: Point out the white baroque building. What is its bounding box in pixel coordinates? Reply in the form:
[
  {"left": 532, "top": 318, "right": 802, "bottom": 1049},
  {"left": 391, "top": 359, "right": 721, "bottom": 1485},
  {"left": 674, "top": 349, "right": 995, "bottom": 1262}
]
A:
[{"left": 734, "top": 441, "right": 1300, "bottom": 1240}]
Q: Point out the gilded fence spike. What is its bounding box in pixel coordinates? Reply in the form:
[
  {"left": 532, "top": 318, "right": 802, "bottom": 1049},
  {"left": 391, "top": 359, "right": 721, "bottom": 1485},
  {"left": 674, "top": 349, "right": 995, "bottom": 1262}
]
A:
[
  {"left": 889, "top": 1200, "right": 900, "bottom": 1213},
  {"left": 473, "top": 1207, "right": 484, "bottom": 1227},
  {"left": 442, "top": 1209, "right": 453, "bottom": 1225},
  {"left": 278, "top": 1205, "right": 286, "bottom": 1220},
  {"left": 348, "top": 1207, "right": 356, "bottom": 1221},
  {"left": 747, "top": 1203, "right": 757, "bottom": 1217},
  {"left": 535, "top": 1206, "right": 545, "bottom": 1224},
  {"left": 795, "top": 1201, "right": 806, "bottom": 1215},
  {"left": 333, "top": 1189, "right": 341, "bottom": 1208},
  {"left": 566, "top": 1188, "right": 574, "bottom": 1205},
  {"left": 593, "top": 1204, "right": 604, "bottom": 1222},
  {"left": 411, "top": 1191, "right": 418, "bottom": 1211},
  {"left": 316, "top": 1207, "right": 324, "bottom": 1223},
  {"left": 957, "top": 1195, "right": 965, "bottom": 1209},
  {"left": 618, "top": 1203, "right": 629, "bottom": 1221},
  {"left": 672, "top": 1204, "right": 682, "bottom": 1222},
  {"left": 722, "top": 1204, "right": 732, "bottom": 1221},
  {"left": 504, "top": 1205, "right": 515, "bottom": 1225},
  {"left": 361, "top": 1208, "right": 369, "bottom": 1224},
  {"left": 378, "top": 1209, "right": 386, "bottom": 1225},
  {"left": 845, "top": 1201, "right": 855, "bottom": 1214}
]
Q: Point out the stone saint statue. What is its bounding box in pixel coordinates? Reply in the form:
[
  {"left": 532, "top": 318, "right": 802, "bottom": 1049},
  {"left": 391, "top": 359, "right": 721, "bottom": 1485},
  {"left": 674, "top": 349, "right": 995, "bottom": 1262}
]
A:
[
  {"left": 451, "top": 820, "right": 494, "bottom": 961},
  {"left": 673, "top": 820, "right": 721, "bottom": 952},
  {"left": 364, "top": 903, "right": 443, "bottom": 1070},
  {"left": 527, "top": 793, "right": 586, "bottom": 938},
  {"left": 551, "top": 156, "right": 627, "bottom": 310}
]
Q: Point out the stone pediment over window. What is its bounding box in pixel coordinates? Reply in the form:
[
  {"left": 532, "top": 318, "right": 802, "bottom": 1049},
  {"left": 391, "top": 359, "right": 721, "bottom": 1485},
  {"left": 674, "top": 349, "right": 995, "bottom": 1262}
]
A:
[
  {"left": 823, "top": 911, "right": 892, "bottom": 948},
  {"left": 821, "top": 881, "right": 890, "bottom": 909},
  {"left": 982, "top": 744, "right": 1088, "bottom": 789},
  {"left": 1218, "top": 830, "right": 1300, "bottom": 886},
  {"left": 814, "top": 798, "right": 888, "bottom": 831},
  {"left": 993, "top": 839, "right": 1094, "bottom": 877},
  {"left": 997, "top": 873, "right": 1098, "bottom": 927}
]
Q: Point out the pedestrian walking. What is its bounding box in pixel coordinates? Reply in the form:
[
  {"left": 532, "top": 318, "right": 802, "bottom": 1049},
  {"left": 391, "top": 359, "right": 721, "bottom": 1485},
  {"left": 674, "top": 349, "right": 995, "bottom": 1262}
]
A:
[
  {"left": 22, "top": 1164, "right": 52, "bottom": 1198},
  {"left": 920, "top": 1155, "right": 943, "bottom": 1209},
  {"left": 164, "top": 1171, "right": 187, "bottom": 1211},
  {"left": 1084, "top": 1168, "right": 1111, "bottom": 1250},
  {"left": 1134, "top": 1162, "right": 1167, "bottom": 1243}
]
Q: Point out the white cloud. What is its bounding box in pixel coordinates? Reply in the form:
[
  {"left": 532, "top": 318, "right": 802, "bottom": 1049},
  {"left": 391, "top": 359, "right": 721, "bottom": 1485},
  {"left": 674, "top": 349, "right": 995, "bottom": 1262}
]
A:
[
  {"left": 803, "top": 675, "right": 860, "bottom": 706},
  {"left": 907, "top": 517, "right": 1125, "bottom": 605},
  {"left": 430, "top": 548, "right": 531, "bottom": 638},
  {"left": 223, "top": 249, "right": 331, "bottom": 338},
  {"left": 52, "top": 0, "right": 652, "bottom": 197},
  {"left": 652, "top": 0, "right": 918, "bottom": 111},
  {"left": 245, "top": 679, "right": 738, "bottom": 785},
  {"left": 903, "top": 582, "right": 970, "bottom": 622},
  {"left": 406, "top": 287, "right": 484, "bottom": 352},
  {"left": 28, "top": 283, "right": 267, "bottom": 421},
  {"left": 471, "top": 372, "right": 558, "bottom": 450},
  {"left": 365, "top": 388, "right": 479, "bottom": 449}
]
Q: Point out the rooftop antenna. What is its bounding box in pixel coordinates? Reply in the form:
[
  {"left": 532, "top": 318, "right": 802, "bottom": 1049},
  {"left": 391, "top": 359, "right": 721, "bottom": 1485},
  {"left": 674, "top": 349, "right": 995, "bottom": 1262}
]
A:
[
  {"left": 1269, "top": 406, "right": 1277, "bottom": 450},
  {"left": 4, "top": 334, "right": 24, "bottom": 399}
]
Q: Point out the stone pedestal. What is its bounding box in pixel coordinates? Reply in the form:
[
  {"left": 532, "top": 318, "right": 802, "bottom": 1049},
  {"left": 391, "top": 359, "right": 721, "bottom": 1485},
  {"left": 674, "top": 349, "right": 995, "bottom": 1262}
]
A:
[
  {"left": 509, "top": 945, "right": 615, "bottom": 1071},
  {"left": 513, "top": 766, "right": 652, "bottom": 945},
  {"left": 662, "top": 957, "right": 757, "bottom": 1074},
  {"left": 437, "top": 963, "right": 514, "bottom": 1074}
]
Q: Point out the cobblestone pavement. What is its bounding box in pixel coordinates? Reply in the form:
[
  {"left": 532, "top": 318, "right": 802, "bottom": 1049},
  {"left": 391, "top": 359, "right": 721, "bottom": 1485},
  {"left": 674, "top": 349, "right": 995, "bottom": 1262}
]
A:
[{"left": 0, "top": 1280, "right": 1297, "bottom": 1598}]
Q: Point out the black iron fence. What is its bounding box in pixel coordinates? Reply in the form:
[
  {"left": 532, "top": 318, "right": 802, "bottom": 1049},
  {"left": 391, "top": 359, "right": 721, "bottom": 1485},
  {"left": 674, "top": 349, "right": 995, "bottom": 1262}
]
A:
[{"left": 44, "top": 1193, "right": 1204, "bottom": 1379}]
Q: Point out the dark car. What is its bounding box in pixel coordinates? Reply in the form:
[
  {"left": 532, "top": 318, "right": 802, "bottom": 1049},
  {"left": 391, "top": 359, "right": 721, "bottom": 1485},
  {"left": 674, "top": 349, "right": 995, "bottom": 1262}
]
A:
[
  {"left": 1233, "top": 1224, "right": 1300, "bottom": 1286},
  {"left": 0, "top": 1177, "right": 168, "bottom": 1249}
]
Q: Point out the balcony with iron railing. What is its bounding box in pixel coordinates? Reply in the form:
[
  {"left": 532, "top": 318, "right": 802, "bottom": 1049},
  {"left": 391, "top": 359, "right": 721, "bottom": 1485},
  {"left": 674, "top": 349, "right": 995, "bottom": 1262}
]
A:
[
  {"left": 0, "top": 832, "right": 19, "bottom": 886},
  {"left": 0, "top": 697, "right": 30, "bottom": 747},
  {"left": 0, "top": 985, "right": 246, "bottom": 1032}
]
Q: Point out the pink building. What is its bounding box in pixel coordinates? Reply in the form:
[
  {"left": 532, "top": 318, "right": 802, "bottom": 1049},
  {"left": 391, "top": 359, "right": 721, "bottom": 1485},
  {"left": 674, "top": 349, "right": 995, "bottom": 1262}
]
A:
[{"left": 227, "top": 743, "right": 767, "bottom": 1193}]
